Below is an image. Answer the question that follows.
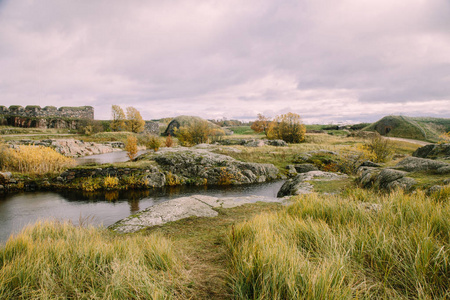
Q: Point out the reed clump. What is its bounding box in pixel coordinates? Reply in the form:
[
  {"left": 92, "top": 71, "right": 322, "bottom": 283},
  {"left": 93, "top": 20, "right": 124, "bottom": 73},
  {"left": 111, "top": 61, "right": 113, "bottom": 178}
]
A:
[
  {"left": 226, "top": 189, "right": 450, "bottom": 299},
  {"left": 0, "top": 145, "right": 75, "bottom": 174},
  {"left": 0, "top": 220, "right": 183, "bottom": 299}
]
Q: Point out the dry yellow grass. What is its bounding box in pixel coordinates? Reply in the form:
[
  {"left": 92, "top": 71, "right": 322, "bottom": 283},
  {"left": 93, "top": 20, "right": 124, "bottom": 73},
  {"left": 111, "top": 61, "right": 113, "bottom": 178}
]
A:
[{"left": 0, "top": 145, "right": 75, "bottom": 174}]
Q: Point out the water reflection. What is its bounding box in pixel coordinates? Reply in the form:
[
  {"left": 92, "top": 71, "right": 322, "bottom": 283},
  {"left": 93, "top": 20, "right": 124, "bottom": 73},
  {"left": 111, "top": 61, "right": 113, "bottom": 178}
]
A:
[
  {"left": 0, "top": 181, "right": 285, "bottom": 244},
  {"left": 75, "top": 150, "right": 148, "bottom": 165}
]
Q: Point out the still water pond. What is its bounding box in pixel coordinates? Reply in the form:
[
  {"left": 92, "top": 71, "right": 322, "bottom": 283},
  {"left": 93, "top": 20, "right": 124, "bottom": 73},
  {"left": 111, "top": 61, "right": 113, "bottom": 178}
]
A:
[
  {"left": 0, "top": 181, "right": 284, "bottom": 244},
  {"left": 75, "top": 150, "right": 148, "bottom": 165}
]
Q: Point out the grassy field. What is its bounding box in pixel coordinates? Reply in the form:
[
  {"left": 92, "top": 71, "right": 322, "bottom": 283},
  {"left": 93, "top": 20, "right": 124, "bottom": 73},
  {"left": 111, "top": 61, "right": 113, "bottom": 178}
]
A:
[
  {"left": 2, "top": 188, "right": 449, "bottom": 299},
  {"left": 1, "top": 125, "right": 448, "bottom": 298},
  {"left": 226, "top": 189, "right": 450, "bottom": 299}
]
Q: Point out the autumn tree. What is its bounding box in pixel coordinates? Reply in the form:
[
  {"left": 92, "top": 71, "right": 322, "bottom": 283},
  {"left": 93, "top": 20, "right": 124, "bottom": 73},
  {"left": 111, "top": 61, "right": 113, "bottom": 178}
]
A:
[
  {"left": 267, "top": 112, "right": 306, "bottom": 143},
  {"left": 251, "top": 113, "right": 270, "bottom": 135},
  {"left": 125, "top": 135, "right": 138, "bottom": 159},
  {"left": 110, "top": 105, "right": 126, "bottom": 132},
  {"left": 175, "top": 120, "right": 211, "bottom": 146},
  {"left": 126, "top": 106, "right": 145, "bottom": 133}
]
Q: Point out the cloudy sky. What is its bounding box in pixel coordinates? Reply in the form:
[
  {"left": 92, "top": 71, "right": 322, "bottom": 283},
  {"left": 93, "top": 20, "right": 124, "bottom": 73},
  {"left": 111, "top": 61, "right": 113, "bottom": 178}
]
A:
[{"left": 0, "top": 0, "right": 449, "bottom": 123}]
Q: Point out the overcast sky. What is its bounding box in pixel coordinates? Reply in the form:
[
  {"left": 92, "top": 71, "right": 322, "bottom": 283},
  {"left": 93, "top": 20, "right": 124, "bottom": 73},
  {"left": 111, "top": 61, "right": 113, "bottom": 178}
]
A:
[{"left": 0, "top": 0, "right": 449, "bottom": 123}]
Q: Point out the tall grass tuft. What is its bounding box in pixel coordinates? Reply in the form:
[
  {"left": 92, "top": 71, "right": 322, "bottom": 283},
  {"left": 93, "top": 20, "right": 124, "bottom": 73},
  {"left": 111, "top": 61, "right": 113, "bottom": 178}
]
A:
[
  {"left": 226, "top": 189, "right": 450, "bottom": 299},
  {"left": 0, "top": 145, "right": 75, "bottom": 174},
  {"left": 0, "top": 221, "right": 182, "bottom": 299}
]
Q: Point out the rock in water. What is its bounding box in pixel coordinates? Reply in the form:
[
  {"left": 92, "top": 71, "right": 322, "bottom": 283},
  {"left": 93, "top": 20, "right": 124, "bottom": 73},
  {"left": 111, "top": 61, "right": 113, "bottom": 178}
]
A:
[{"left": 277, "top": 171, "right": 348, "bottom": 197}]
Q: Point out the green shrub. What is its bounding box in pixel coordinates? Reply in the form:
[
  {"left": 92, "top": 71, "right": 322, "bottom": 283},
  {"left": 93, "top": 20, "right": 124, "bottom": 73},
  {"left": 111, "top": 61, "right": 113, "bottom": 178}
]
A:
[
  {"left": 138, "top": 133, "right": 162, "bottom": 151},
  {"left": 174, "top": 120, "right": 211, "bottom": 146},
  {"left": 267, "top": 112, "right": 306, "bottom": 143},
  {"left": 363, "top": 135, "right": 393, "bottom": 163}
]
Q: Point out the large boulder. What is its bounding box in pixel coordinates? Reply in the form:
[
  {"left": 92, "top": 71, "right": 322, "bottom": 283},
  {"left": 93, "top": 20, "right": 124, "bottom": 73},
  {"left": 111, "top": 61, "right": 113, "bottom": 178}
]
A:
[
  {"left": 111, "top": 196, "right": 219, "bottom": 233},
  {"left": 413, "top": 144, "right": 450, "bottom": 159},
  {"left": 395, "top": 156, "right": 450, "bottom": 173},
  {"left": 294, "top": 163, "right": 319, "bottom": 173},
  {"left": 151, "top": 149, "right": 279, "bottom": 185},
  {"left": 356, "top": 166, "right": 417, "bottom": 192},
  {"left": 375, "top": 169, "right": 408, "bottom": 189}
]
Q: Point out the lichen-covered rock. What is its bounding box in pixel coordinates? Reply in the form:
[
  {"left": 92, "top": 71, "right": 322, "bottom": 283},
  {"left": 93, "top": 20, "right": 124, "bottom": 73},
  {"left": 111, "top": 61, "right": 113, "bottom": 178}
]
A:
[
  {"left": 277, "top": 171, "right": 348, "bottom": 197},
  {"left": 395, "top": 156, "right": 449, "bottom": 172},
  {"left": 294, "top": 163, "right": 319, "bottom": 173},
  {"left": 385, "top": 177, "right": 416, "bottom": 192},
  {"left": 267, "top": 140, "right": 288, "bottom": 147},
  {"left": 356, "top": 166, "right": 416, "bottom": 191},
  {"left": 151, "top": 149, "right": 279, "bottom": 185},
  {"left": 356, "top": 166, "right": 381, "bottom": 188},
  {"left": 9, "top": 139, "right": 125, "bottom": 157},
  {"left": 436, "top": 166, "right": 450, "bottom": 175},
  {"left": 375, "top": 169, "right": 408, "bottom": 189},
  {"left": 110, "top": 194, "right": 287, "bottom": 233},
  {"left": 111, "top": 196, "right": 219, "bottom": 233},
  {"left": 0, "top": 172, "right": 12, "bottom": 184},
  {"left": 360, "top": 161, "right": 381, "bottom": 168},
  {"left": 413, "top": 144, "right": 450, "bottom": 159}
]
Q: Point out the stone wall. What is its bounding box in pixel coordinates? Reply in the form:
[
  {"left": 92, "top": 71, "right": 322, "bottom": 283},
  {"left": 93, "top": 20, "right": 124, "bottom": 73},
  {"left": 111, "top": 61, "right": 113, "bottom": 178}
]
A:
[{"left": 0, "top": 105, "right": 94, "bottom": 120}]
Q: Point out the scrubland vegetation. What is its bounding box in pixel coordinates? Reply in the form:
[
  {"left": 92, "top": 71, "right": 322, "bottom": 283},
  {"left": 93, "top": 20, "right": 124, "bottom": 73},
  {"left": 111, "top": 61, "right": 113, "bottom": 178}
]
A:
[{"left": 0, "top": 145, "right": 75, "bottom": 174}]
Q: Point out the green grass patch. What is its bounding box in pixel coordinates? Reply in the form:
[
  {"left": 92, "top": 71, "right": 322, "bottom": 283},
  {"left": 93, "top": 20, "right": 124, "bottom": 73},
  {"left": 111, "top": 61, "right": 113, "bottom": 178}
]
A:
[
  {"left": 310, "top": 178, "right": 354, "bottom": 194},
  {"left": 228, "top": 126, "right": 256, "bottom": 135},
  {"left": 407, "top": 171, "right": 450, "bottom": 189}
]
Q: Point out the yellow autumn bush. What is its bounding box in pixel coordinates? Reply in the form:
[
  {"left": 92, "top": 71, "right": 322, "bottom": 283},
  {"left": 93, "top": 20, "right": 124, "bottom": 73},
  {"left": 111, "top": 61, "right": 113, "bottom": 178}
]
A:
[{"left": 0, "top": 145, "right": 75, "bottom": 174}]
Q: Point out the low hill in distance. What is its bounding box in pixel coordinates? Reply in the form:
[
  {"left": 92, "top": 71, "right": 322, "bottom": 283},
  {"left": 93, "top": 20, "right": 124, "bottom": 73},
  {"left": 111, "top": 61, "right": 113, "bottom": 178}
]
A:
[{"left": 363, "top": 115, "right": 450, "bottom": 142}]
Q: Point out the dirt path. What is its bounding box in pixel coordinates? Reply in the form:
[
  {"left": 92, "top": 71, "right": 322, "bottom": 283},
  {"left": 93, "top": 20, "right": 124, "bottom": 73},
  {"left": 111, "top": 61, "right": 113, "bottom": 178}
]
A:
[
  {"left": 384, "top": 137, "right": 431, "bottom": 146},
  {"left": 144, "top": 202, "right": 283, "bottom": 299}
]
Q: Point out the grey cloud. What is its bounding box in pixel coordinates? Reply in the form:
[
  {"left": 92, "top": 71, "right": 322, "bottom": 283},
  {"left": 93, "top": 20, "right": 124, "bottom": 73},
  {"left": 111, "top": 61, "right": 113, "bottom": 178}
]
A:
[{"left": 0, "top": 0, "right": 449, "bottom": 122}]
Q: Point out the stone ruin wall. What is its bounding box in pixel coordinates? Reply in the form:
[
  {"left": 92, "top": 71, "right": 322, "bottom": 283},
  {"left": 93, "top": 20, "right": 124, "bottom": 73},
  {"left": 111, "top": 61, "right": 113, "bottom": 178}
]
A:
[{"left": 0, "top": 105, "right": 94, "bottom": 120}]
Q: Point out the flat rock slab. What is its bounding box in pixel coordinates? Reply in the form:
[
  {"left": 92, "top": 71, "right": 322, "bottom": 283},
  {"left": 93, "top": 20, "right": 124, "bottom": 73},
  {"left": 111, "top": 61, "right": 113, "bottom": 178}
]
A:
[{"left": 110, "top": 194, "right": 285, "bottom": 233}]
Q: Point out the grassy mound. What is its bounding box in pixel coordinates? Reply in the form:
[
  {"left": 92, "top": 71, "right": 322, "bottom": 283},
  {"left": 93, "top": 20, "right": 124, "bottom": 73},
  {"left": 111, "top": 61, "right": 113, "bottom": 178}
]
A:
[
  {"left": 364, "top": 115, "right": 449, "bottom": 141},
  {"left": 164, "top": 115, "right": 220, "bottom": 136}
]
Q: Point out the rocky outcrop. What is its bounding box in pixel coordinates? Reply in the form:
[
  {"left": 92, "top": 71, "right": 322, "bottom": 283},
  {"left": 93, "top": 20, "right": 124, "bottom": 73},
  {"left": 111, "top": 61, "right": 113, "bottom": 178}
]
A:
[
  {"left": 394, "top": 156, "right": 450, "bottom": 174},
  {"left": 286, "top": 163, "right": 318, "bottom": 177},
  {"left": 277, "top": 171, "right": 348, "bottom": 197},
  {"left": 59, "top": 148, "right": 280, "bottom": 188},
  {"left": 110, "top": 194, "right": 285, "bottom": 233},
  {"left": 59, "top": 166, "right": 166, "bottom": 188},
  {"left": 413, "top": 144, "right": 450, "bottom": 159},
  {"left": 9, "top": 139, "right": 124, "bottom": 157},
  {"left": 218, "top": 139, "right": 288, "bottom": 147},
  {"left": 356, "top": 166, "right": 417, "bottom": 192},
  {"left": 150, "top": 149, "right": 280, "bottom": 185}
]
